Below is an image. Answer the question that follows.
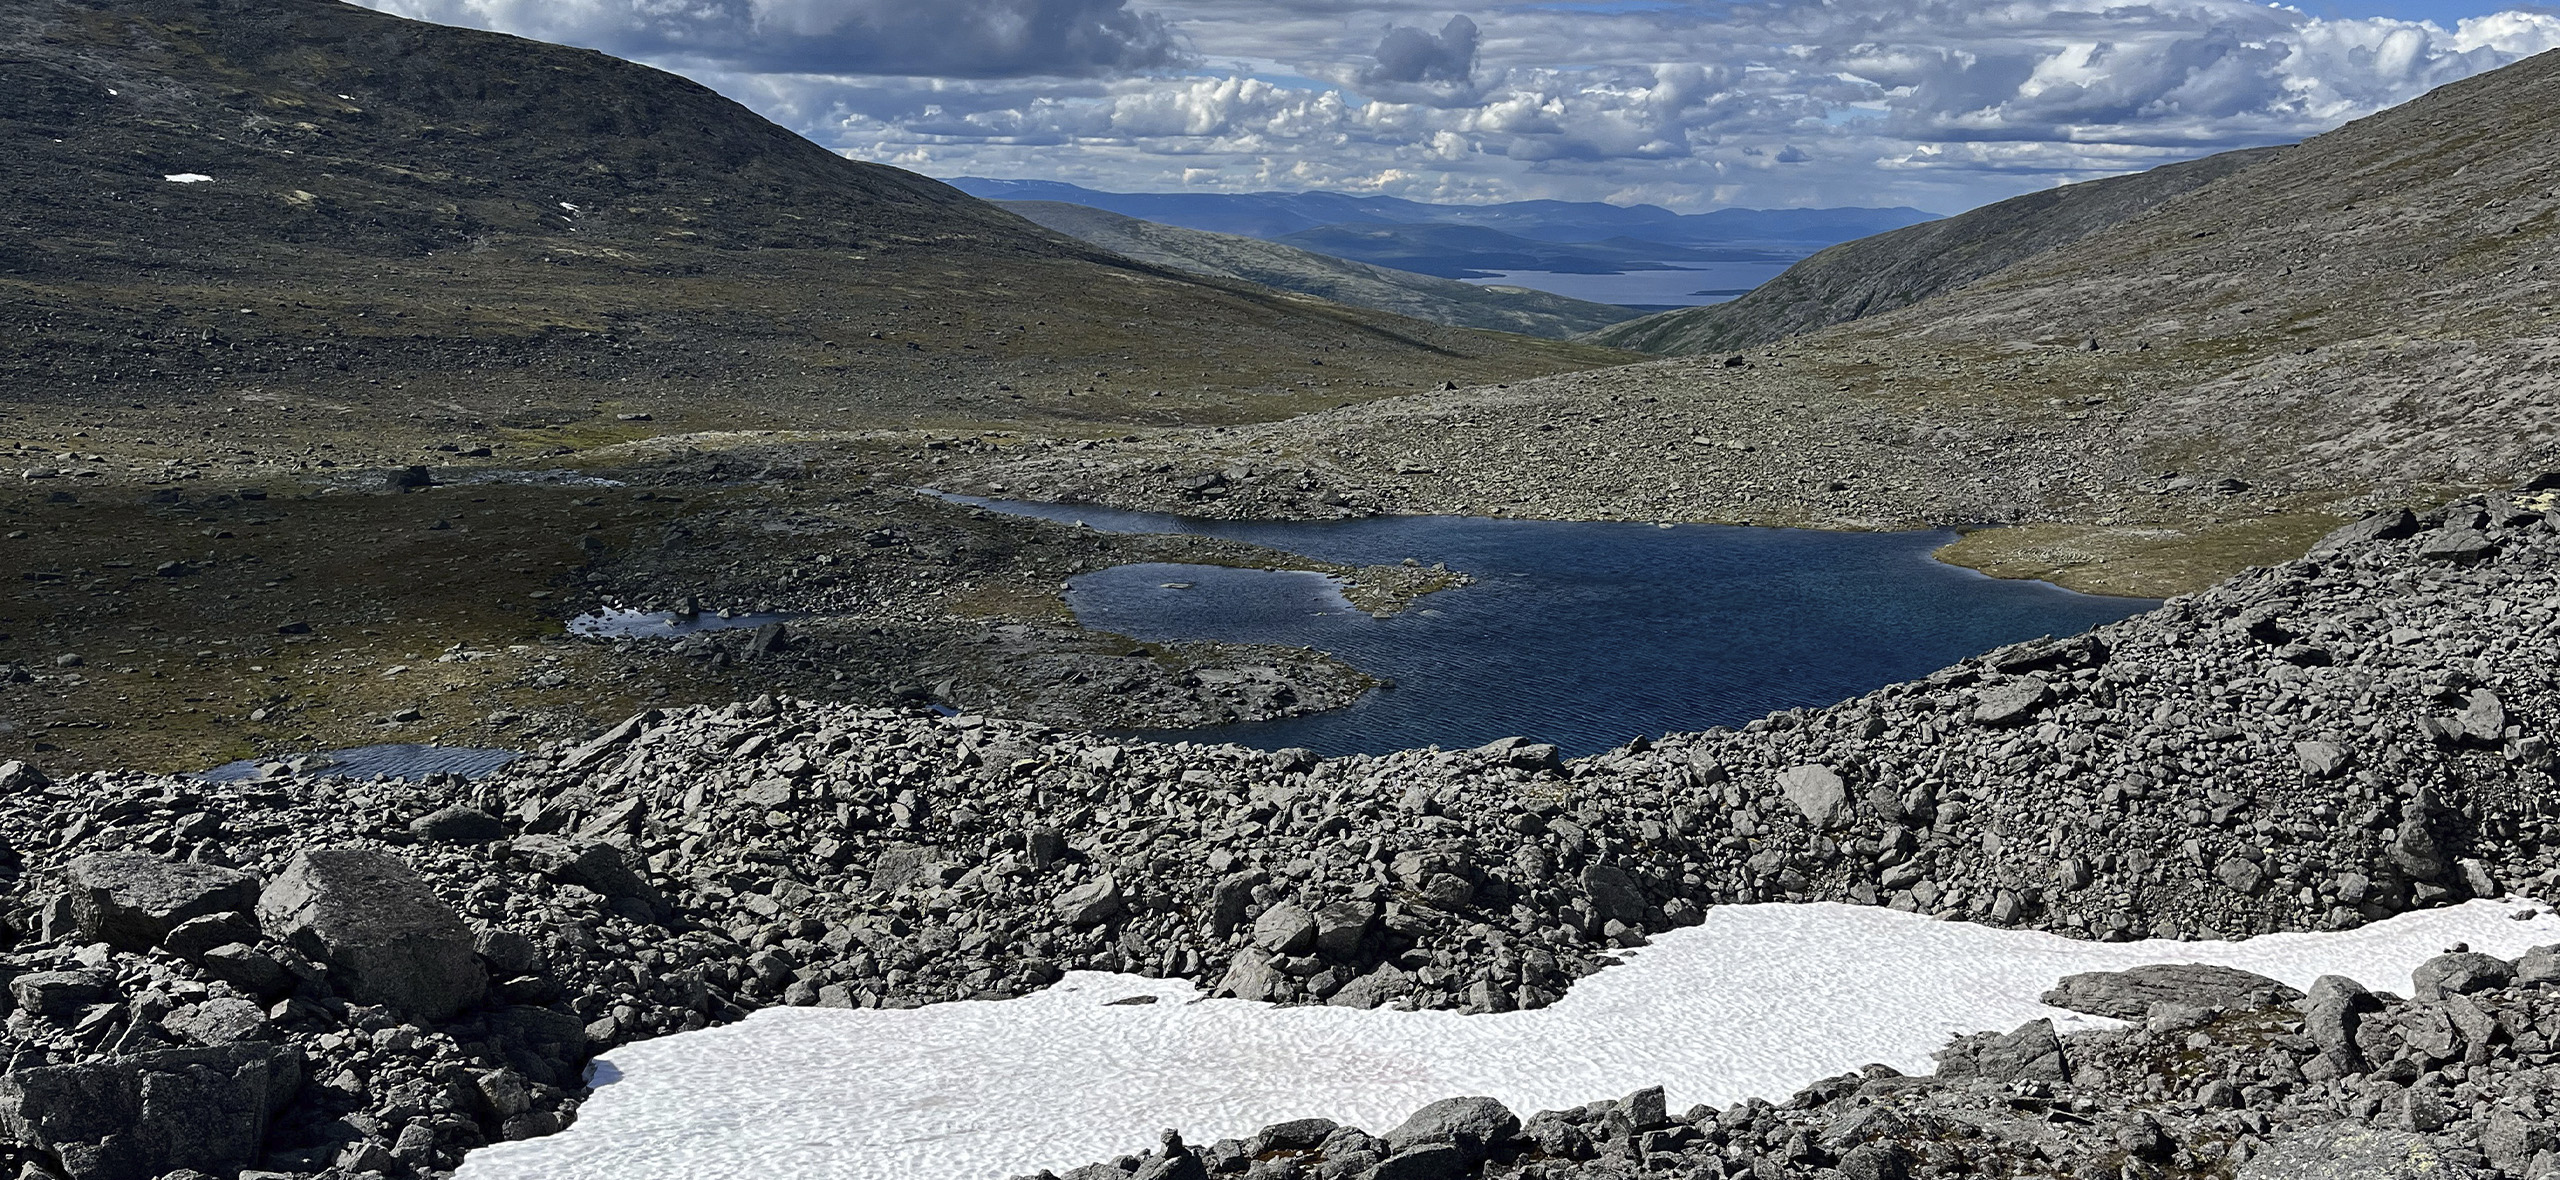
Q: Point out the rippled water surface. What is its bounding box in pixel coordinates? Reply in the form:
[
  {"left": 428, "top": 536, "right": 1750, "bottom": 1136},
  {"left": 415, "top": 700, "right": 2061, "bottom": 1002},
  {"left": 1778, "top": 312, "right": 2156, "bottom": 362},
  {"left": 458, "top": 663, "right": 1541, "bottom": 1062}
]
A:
[
  {"left": 957, "top": 498, "right": 2155, "bottom": 757},
  {"left": 199, "top": 743, "right": 523, "bottom": 783}
]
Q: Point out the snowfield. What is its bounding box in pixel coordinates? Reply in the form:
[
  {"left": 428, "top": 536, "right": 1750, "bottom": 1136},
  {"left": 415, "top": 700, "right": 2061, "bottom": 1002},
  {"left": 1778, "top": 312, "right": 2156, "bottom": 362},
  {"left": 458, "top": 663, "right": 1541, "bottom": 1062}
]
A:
[{"left": 456, "top": 899, "right": 2559, "bottom": 1180}]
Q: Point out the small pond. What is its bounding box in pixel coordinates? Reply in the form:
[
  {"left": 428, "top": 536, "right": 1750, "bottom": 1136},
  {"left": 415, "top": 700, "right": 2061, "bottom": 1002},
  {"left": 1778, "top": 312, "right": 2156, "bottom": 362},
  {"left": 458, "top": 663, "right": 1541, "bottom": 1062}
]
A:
[
  {"left": 198, "top": 743, "right": 523, "bottom": 783},
  {"left": 953, "top": 497, "right": 2156, "bottom": 758}
]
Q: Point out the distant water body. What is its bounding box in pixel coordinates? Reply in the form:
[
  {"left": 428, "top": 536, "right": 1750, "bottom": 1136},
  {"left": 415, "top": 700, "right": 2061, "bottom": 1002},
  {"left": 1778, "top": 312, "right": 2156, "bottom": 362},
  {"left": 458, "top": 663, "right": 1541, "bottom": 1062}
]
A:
[
  {"left": 1464, "top": 261, "right": 1793, "bottom": 309},
  {"left": 950, "top": 499, "right": 2155, "bottom": 758}
]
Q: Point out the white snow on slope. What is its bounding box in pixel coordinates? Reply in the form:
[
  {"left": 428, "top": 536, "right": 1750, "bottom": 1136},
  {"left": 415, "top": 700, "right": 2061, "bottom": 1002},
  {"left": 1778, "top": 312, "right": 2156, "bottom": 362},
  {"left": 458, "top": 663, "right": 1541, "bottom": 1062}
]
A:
[
  {"left": 457, "top": 899, "right": 2559, "bottom": 1180},
  {"left": 163, "top": 173, "right": 213, "bottom": 183}
]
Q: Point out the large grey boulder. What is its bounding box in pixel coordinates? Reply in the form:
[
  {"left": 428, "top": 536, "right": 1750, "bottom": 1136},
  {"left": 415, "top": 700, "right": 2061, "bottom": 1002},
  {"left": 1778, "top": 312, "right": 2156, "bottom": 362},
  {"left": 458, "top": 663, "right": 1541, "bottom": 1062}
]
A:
[
  {"left": 0, "top": 1043, "right": 301, "bottom": 1180},
  {"left": 2041, "top": 963, "right": 2302, "bottom": 1019},
  {"left": 1383, "top": 1095, "right": 1520, "bottom": 1161},
  {"left": 258, "top": 849, "right": 487, "bottom": 1020},
  {"left": 2303, "top": 975, "right": 2373, "bottom": 1073},
  {"left": 62, "top": 853, "right": 259, "bottom": 951},
  {"left": 2411, "top": 952, "right": 2515, "bottom": 1000}
]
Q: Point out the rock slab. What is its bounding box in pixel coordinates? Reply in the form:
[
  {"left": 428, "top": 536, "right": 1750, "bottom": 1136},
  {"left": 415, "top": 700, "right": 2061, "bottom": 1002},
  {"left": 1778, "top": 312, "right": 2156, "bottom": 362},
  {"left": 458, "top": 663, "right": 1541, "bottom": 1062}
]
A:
[
  {"left": 0, "top": 1043, "right": 300, "bottom": 1180},
  {"left": 63, "top": 853, "right": 259, "bottom": 951}
]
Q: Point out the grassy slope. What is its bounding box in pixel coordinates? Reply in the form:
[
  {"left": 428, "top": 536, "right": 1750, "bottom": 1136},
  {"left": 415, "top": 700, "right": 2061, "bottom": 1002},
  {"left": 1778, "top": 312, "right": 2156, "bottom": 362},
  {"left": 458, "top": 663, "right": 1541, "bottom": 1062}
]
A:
[
  {"left": 0, "top": 0, "right": 1627, "bottom": 467},
  {"left": 1000, "top": 201, "right": 1641, "bottom": 340}
]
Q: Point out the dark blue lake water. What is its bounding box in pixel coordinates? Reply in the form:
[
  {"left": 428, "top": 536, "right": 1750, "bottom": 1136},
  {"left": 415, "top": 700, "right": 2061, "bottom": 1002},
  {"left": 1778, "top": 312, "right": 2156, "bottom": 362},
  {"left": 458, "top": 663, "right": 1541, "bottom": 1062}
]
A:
[{"left": 950, "top": 499, "right": 2154, "bottom": 758}]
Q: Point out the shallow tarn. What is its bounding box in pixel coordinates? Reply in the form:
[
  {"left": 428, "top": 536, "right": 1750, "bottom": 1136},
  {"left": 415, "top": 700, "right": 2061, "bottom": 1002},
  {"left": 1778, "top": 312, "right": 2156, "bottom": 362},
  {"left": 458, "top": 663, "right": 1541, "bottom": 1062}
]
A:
[
  {"left": 992, "top": 501, "right": 2154, "bottom": 757},
  {"left": 453, "top": 899, "right": 2558, "bottom": 1180}
]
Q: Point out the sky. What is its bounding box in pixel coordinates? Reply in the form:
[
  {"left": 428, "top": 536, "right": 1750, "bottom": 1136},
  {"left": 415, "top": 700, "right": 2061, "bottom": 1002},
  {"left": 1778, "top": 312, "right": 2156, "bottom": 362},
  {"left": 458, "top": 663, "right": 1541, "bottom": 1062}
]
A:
[{"left": 356, "top": 0, "right": 2560, "bottom": 214}]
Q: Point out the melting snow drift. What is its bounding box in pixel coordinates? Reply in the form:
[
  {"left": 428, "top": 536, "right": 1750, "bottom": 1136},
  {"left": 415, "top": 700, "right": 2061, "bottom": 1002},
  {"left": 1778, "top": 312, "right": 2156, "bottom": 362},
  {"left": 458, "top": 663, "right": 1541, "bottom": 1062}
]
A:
[
  {"left": 162, "top": 173, "right": 213, "bottom": 183},
  {"left": 457, "top": 899, "right": 2560, "bottom": 1180}
]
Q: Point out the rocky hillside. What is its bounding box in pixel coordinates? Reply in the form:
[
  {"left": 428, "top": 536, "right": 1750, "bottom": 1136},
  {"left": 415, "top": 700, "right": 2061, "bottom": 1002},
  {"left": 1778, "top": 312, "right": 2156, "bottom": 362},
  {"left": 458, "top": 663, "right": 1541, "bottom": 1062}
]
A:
[
  {"left": 1000, "top": 201, "right": 1639, "bottom": 340},
  {"left": 0, "top": 0, "right": 1619, "bottom": 455},
  {"left": 1589, "top": 146, "right": 2286, "bottom": 355},
  {"left": 2, "top": 483, "right": 2555, "bottom": 1177}
]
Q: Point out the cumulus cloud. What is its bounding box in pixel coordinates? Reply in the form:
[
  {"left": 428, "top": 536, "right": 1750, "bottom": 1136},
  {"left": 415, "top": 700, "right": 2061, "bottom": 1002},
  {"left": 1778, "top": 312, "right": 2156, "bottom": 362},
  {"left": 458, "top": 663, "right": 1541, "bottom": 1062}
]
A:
[
  {"left": 354, "top": 0, "right": 2560, "bottom": 210},
  {"left": 1366, "top": 14, "right": 1478, "bottom": 84},
  {"left": 366, "top": 0, "right": 1190, "bottom": 78}
]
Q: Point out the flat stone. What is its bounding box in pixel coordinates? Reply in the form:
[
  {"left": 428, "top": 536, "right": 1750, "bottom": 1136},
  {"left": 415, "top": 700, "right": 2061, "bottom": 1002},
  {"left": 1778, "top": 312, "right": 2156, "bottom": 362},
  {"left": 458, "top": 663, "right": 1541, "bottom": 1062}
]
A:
[
  {"left": 63, "top": 853, "right": 260, "bottom": 951},
  {"left": 258, "top": 848, "right": 487, "bottom": 1020},
  {"left": 2240, "top": 1123, "right": 2483, "bottom": 1179},
  {"left": 2041, "top": 964, "right": 2302, "bottom": 1019},
  {"left": 1972, "top": 677, "right": 2053, "bottom": 726}
]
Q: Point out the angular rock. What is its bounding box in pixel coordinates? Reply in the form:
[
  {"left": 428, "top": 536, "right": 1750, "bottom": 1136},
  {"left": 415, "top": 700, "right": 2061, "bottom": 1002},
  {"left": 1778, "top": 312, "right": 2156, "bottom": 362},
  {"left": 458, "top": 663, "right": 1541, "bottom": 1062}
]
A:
[
  {"left": 162, "top": 911, "right": 260, "bottom": 961},
  {"left": 62, "top": 853, "right": 259, "bottom": 951},
  {"left": 1370, "top": 1144, "right": 1471, "bottom": 1180},
  {"left": 2041, "top": 963, "right": 2302, "bottom": 1019},
  {"left": 164, "top": 997, "right": 273, "bottom": 1046},
  {"left": 1778, "top": 764, "right": 1850, "bottom": 829},
  {"left": 1212, "top": 948, "right": 1284, "bottom": 1003},
  {"left": 1252, "top": 902, "right": 1317, "bottom": 956},
  {"left": 515, "top": 836, "right": 663, "bottom": 914},
  {"left": 2410, "top": 952, "right": 2515, "bottom": 1000},
  {"left": 1312, "top": 901, "right": 1375, "bottom": 960},
  {"left": 10, "top": 969, "right": 116, "bottom": 1019},
  {"left": 1934, "top": 1019, "right": 2068, "bottom": 1082},
  {"left": 2310, "top": 508, "right": 2420, "bottom": 553},
  {"left": 1054, "top": 874, "right": 1124, "bottom": 928},
  {"left": 1580, "top": 863, "right": 1648, "bottom": 926},
  {"left": 1382, "top": 1095, "right": 1519, "bottom": 1160},
  {"left": 2517, "top": 944, "right": 2560, "bottom": 986},
  {"left": 258, "top": 848, "right": 487, "bottom": 1020},
  {"left": 2418, "top": 528, "right": 2498, "bottom": 564},
  {"left": 2294, "top": 740, "right": 2353, "bottom": 778},
  {"left": 197, "top": 943, "right": 295, "bottom": 1001},
  {"left": 0, "top": 1043, "right": 301, "bottom": 1180}
]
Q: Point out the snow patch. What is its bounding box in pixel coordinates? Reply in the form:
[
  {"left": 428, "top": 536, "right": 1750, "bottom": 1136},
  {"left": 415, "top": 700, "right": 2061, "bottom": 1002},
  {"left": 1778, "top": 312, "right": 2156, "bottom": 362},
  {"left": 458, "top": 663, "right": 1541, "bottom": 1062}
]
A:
[
  {"left": 456, "top": 899, "right": 2558, "bottom": 1180},
  {"left": 163, "top": 173, "right": 213, "bottom": 184}
]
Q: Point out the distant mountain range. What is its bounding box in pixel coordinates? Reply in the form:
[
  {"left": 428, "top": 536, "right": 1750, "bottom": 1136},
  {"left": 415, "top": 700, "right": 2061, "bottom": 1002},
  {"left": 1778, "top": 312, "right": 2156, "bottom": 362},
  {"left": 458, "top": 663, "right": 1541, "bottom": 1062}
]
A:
[{"left": 951, "top": 178, "right": 1938, "bottom": 280}]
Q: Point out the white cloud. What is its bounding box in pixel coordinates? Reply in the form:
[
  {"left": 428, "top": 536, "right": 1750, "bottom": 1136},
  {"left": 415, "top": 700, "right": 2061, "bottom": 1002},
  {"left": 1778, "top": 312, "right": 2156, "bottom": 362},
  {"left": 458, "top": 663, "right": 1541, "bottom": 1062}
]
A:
[{"left": 352, "top": 0, "right": 2560, "bottom": 211}]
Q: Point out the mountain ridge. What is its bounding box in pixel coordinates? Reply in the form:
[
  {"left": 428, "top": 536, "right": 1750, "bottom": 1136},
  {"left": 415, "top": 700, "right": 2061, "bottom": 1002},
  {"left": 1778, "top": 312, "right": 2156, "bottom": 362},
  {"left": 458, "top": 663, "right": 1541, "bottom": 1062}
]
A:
[
  {"left": 1000, "top": 201, "right": 1640, "bottom": 338},
  {"left": 1588, "top": 144, "right": 2292, "bottom": 354}
]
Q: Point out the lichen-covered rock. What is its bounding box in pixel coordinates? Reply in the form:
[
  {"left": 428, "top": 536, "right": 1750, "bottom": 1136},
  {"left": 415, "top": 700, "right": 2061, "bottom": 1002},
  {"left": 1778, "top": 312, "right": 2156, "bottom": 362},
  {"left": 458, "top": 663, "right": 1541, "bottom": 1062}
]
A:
[{"left": 257, "top": 848, "right": 487, "bottom": 1020}]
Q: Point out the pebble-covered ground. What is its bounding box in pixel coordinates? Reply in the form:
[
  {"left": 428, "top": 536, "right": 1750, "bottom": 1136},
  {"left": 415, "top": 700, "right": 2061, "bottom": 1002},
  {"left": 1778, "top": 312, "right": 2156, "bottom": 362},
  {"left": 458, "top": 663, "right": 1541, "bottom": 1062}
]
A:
[{"left": 2, "top": 486, "right": 2555, "bottom": 1179}]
